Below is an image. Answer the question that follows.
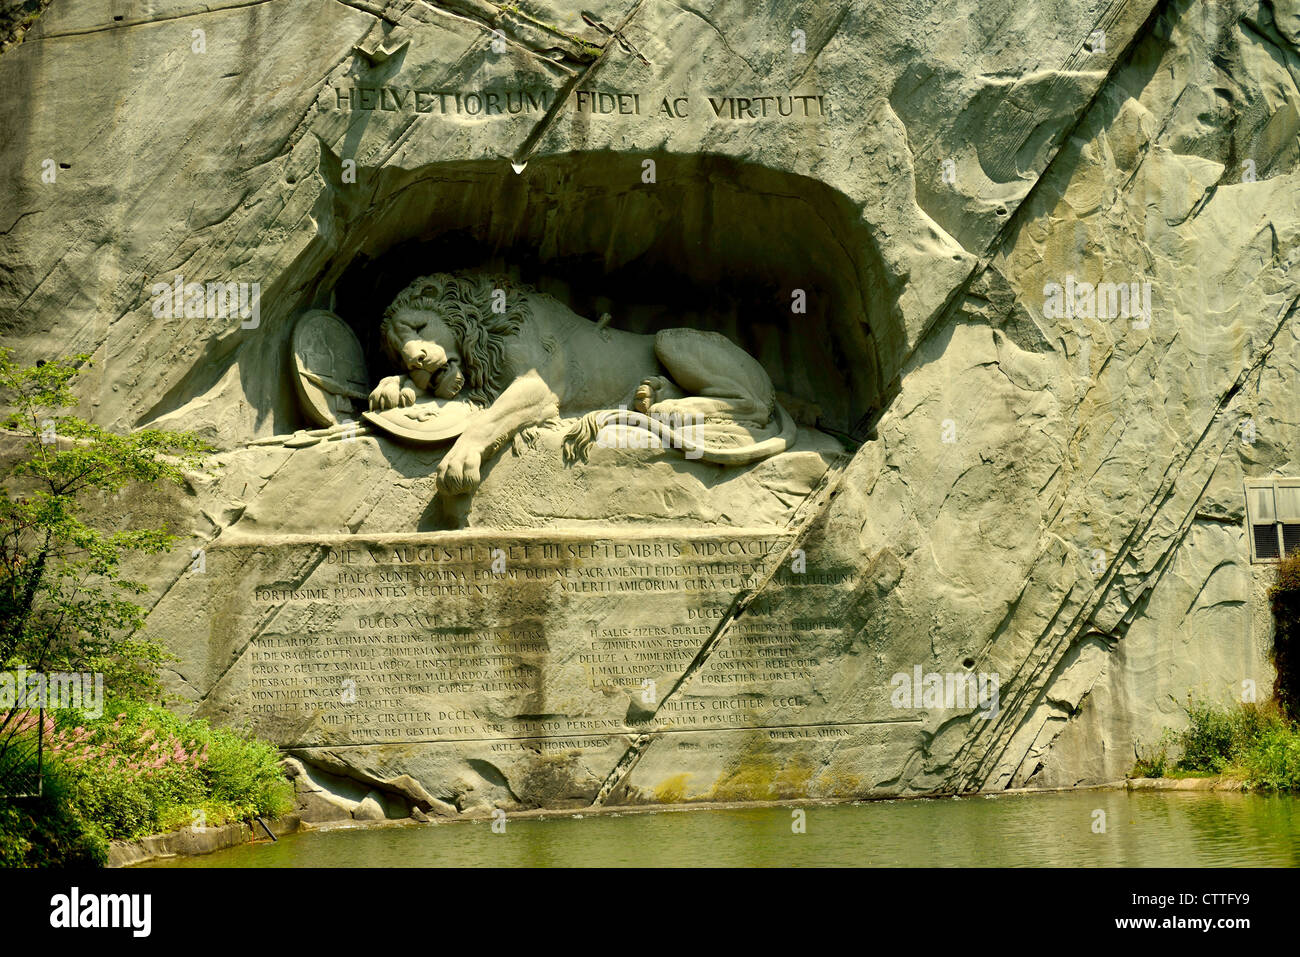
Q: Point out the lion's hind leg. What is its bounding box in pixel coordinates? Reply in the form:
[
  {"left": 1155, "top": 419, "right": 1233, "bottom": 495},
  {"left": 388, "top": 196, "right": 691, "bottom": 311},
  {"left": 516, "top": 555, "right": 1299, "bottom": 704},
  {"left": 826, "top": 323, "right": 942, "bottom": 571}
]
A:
[{"left": 653, "top": 328, "right": 775, "bottom": 424}]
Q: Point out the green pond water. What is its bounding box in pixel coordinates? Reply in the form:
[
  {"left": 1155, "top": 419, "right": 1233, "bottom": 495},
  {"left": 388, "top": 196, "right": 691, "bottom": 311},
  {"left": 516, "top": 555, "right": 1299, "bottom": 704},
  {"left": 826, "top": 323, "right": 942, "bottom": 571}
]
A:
[{"left": 143, "top": 790, "right": 1300, "bottom": 867}]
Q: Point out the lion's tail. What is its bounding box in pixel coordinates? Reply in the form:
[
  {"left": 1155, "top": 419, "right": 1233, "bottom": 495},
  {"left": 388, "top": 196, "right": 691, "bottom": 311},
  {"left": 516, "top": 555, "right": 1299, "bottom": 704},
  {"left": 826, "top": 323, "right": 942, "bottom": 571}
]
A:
[
  {"left": 562, "top": 405, "right": 796, "bottom": 466},
  {"left": 562, "top": 410, "right": 612, "bottom": 464}
]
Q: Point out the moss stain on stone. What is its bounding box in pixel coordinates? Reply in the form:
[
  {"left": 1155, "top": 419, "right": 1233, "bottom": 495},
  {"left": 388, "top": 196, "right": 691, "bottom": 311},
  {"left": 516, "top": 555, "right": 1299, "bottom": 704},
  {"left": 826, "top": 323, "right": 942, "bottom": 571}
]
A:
[
  {"left": 653, "top": 772, "right": 692, "bottom": 803},
  {"left": 704, "top": 734, "right": 819, "bottom": 802}
]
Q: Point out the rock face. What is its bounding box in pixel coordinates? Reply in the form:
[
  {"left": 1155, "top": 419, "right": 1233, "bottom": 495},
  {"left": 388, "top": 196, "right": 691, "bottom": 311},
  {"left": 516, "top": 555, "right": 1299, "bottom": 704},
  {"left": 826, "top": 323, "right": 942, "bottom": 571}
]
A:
[{"left": 2, "top": 0, "right": 1297, "bottom": 809}]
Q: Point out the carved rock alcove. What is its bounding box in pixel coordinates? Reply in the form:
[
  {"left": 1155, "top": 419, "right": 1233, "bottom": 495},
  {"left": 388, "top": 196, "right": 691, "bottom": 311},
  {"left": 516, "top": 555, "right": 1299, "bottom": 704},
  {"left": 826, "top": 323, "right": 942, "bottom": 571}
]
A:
[
  {"left": 190, "top": 148, "right": 906, "bottom": 532},
  {"left": 301, "top": 150, "right": 899, "bottom": 444}
]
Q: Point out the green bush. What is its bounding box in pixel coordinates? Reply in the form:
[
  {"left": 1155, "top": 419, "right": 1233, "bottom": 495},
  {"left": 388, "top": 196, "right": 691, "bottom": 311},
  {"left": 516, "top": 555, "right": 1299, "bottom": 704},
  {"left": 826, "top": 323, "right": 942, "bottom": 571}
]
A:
[
  {"left": 0, "top": 699, "right": 294, "bottom": 859},
  {"left": 1238, "top": 726, "right": 1300, "bottom": 790},
  {"left": 1142, "top": 698, "right": 1300, "bottom": 790},
  {"left": 45, "top": 699, "right": 293, "bottom": 841},
  {"left": 0, "top": 760, "right": 108, "bottom": 867},
  {"left": 1174, "top": 699, "right": 1290, "bottom": 773},
  {"left": 1132, "top": 740, "right": 1169, "bottom": 778},
  {"left": 1178, "top": 701, "right": 1241, "bottom": 772}
]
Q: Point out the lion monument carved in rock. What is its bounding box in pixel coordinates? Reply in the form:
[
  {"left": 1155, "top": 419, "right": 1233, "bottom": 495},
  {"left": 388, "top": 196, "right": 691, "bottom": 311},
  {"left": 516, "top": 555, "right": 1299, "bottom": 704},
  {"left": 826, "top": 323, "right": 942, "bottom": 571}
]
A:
[{"left": 366, "top": 272, "right": 796, "bottom": 495}]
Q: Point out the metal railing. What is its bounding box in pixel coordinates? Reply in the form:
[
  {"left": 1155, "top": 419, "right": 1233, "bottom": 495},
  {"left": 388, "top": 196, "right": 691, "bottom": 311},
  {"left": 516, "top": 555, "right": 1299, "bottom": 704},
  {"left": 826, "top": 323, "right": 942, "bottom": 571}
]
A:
[{"left": 0, "top": 708, "right": 46, "bottom": 798}]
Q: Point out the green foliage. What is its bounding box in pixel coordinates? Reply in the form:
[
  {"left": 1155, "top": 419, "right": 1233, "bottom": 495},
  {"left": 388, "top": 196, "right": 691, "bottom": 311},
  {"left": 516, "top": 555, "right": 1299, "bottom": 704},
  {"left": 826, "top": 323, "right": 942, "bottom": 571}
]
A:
[
  {"left": 1132, "top": 739, "right": 1169, "bottom": 778},
  {"left": 1176, "top": 699, "right": 1291, "bottom": 774},
  {"left": 0, "top": 0, "right": 55, "bottom": 57},
  {"left": 1139, "top": 698, "right": 1300, "bottom": 790},
  {"left": 46, "top": 699, "right": 293, "bottom": 841},
  {"left": 0, "top": 699, "right": 293, "bottom": 861},
  {"left": 0, "top": 349, "right": 210, "bottom": 766},
  {"left": 1269, "top": 552, "right": 1300, "bottom": 720},
  {"left": 0, "top": 763, "right": 108, "bottom": 868},
  {"left": 1176, "top": 701, "right": 1240, "bottom": 772},
  {"left": 1238, "top": 726, "right": 1300, "bottom": 790},
  {"left": 0, "top": 354, "right": 289, "bottom": 861}
]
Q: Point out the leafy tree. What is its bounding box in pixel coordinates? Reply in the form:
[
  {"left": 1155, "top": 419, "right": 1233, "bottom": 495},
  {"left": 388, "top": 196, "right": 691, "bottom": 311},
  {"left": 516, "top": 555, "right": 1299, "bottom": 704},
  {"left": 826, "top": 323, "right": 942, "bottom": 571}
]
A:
[{"left": 0, "top": 349, "right": 209, "bottom": 773}]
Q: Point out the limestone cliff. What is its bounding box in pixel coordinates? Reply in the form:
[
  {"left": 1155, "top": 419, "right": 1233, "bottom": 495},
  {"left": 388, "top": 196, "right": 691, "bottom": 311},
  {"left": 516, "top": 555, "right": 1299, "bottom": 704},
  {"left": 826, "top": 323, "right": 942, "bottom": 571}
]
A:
[{"left": 2, "top": 0, "right": 1297, "bottom": 806}]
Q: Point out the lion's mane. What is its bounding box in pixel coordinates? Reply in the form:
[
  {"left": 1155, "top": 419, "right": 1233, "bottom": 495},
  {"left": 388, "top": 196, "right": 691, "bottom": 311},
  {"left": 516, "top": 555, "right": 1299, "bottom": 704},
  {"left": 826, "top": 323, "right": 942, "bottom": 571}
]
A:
[{"left": 382, "top": 273, "right": 530, "bottom": 407}]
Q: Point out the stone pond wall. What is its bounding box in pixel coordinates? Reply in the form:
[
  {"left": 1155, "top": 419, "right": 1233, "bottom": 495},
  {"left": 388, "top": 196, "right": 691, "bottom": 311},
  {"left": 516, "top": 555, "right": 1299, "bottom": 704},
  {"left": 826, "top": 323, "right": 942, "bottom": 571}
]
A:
[{"left": 2, "top": 0, "right": 1298, "bottom": 813}]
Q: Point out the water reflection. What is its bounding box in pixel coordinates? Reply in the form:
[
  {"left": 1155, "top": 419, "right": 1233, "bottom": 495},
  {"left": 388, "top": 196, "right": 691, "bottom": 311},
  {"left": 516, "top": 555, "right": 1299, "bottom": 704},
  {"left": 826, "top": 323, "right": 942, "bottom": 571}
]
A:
[{"left": 145, "top": 790, "right": 1300, "bottom": 868}]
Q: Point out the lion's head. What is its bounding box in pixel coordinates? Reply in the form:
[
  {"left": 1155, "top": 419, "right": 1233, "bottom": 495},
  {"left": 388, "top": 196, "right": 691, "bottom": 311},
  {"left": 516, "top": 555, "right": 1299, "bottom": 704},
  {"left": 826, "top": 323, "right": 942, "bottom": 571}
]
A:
[{"left": 381, "top": 273, "right": 531, "bottom": 407}]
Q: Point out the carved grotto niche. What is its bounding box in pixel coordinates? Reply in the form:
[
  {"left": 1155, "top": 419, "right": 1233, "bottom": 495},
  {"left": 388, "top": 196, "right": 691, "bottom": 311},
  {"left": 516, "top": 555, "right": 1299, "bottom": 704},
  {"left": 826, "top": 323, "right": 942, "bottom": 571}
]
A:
[{"left": 293, "top": 270, "right": 815, "bottom": 501}]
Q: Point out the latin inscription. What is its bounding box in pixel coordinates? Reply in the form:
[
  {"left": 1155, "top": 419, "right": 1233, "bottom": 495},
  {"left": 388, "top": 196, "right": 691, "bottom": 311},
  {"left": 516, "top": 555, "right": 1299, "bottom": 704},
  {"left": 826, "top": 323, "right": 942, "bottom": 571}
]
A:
[
  {"left": 230, "top": 532, "right": 854, "bottom": 747},
  {"left": 326, "top": 86, "right": 829, "bottom": 121}
]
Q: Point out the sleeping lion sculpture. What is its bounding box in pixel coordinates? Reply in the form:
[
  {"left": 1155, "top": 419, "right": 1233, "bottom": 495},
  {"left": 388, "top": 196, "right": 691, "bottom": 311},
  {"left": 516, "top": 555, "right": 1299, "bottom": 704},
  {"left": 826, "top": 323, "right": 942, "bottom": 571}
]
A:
[{"left": 366, "top": 272, "right": 796, "bottom": 495}]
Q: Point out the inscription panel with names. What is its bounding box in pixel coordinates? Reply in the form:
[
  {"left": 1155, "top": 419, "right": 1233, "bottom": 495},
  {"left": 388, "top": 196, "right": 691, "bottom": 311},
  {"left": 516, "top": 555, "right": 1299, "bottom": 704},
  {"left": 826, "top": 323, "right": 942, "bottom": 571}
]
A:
[{"left": 217, "top": 531, "right": 856, "bottom": 748}]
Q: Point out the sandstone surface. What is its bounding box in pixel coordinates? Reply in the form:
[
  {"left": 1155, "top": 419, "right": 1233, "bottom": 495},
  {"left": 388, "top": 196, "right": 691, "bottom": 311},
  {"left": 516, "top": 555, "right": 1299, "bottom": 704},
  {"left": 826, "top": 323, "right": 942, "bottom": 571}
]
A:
[{"left": 3, "top": 0, "right": 1297, "bottom": 811}]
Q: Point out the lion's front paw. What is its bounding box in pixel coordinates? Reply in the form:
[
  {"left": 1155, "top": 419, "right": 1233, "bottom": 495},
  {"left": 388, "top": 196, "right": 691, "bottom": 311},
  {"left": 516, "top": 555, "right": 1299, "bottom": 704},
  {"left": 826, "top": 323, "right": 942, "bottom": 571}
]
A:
[
  {"left": 437, "top": 443, "right": 482, "bottom": 495},
  {"left": 634, "top": 376, "right": 670, "bottom": 414},
  {"left": 368, "top": 375, "right": 404, "bottom": 411}
]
